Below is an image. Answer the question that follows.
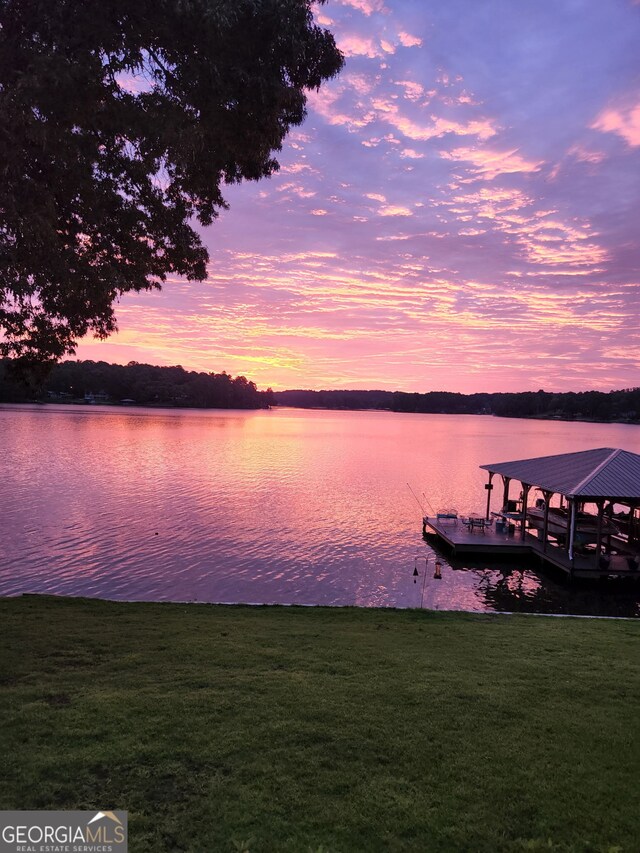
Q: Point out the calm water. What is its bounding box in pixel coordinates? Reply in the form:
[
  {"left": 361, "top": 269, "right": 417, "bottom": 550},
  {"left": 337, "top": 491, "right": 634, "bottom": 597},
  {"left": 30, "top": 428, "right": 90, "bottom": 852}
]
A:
[{"left": 2, "top": 404, "right": 640, "bottom": 616}]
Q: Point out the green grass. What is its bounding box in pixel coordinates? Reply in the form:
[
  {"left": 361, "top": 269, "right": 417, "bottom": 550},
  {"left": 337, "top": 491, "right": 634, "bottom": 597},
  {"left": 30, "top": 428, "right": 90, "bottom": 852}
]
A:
[{"left": 1, "top": 597, "right": 638, "bottom": 852}]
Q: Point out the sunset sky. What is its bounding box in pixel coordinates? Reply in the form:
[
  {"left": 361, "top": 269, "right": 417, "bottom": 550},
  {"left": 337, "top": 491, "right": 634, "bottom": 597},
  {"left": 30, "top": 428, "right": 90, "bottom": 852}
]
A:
[{"left": 76, "top": 0, "right": 640, "bottom": 393}]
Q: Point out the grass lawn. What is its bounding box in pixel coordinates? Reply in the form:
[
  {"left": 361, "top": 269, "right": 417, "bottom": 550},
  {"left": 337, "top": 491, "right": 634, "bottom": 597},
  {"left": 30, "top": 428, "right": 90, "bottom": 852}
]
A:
[{"left": 0, "top": 596, "right": 638, "bottom": 852}]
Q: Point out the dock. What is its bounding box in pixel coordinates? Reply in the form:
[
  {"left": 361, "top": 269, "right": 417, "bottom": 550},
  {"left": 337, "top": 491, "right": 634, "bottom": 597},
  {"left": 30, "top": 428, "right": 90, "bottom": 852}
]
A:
[
  {"left": 420, "top": 448, "right": 640, "bottom": 580},
  {"left": 423, "top": 516, "right": 640, "bottom": 580}
]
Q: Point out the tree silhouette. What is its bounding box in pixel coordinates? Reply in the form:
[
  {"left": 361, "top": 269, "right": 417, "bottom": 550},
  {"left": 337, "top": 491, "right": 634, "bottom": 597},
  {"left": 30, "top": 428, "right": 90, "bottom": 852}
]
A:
[{"left": 0, "top": 0, "right": 343, "bottom": 365}]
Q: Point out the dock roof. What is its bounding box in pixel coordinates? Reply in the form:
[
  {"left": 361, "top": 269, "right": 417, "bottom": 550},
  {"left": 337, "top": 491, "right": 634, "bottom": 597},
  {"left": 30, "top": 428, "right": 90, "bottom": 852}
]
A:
[{"left": 480, "top": 447, "right": 640, "bottom": 500}]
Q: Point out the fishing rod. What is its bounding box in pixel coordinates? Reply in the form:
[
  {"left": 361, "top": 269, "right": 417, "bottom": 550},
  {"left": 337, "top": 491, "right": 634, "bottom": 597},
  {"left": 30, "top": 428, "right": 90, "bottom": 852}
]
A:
[
  {"left": 406, "top": 483, "right": 425, "bottom": 514},
  {"left": 422, "top": 492, "right": 436, "bottom": 514}
]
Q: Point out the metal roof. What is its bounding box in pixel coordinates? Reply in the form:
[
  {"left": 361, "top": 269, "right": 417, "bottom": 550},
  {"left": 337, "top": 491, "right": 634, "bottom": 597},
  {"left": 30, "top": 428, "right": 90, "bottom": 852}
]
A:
[{"left": 480, "top": 447, "right": 640, "bottom": 500}]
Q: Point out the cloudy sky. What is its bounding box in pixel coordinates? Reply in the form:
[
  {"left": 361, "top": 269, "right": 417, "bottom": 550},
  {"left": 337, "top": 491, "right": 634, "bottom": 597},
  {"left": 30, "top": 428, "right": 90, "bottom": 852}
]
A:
[{"left": 76, "top": 0, "right": 640, "bottom": 393}]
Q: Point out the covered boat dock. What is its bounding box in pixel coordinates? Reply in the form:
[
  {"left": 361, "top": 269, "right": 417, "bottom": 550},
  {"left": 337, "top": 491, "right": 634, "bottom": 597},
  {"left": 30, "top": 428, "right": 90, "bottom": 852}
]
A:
[{"left": 424, "top": 447, "right": 640, "bottom": 579}]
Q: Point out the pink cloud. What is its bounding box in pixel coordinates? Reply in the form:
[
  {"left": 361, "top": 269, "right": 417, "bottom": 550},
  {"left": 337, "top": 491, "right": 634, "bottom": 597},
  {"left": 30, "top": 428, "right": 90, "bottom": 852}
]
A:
[
  {"left": 337, "top": 30, "right": 422, "bottom": 59},
  {"left": 591, "top": 101, "right": 640, "bottom": 146},
  {"left": 335, "top": 33, "right": 386, "bottom": 58},
  {"left": 441, "top": 146, "right": 543, "bottom": 180},
  {"left": 371, "top": 97, "right": 396, "bottom": 114},
  {"left": 567, "top": 144, "right": 606, "bottom": 164},
  {"left": 395, "top": 115, "right": 496, "bottom": 143},
  {"left": 289, "top": 131, "right": 312, "bottom": 144},
  {"left": 378, "top": 205, "right": 413, "bottom": 216},
  {"left": 335, "top": 0, "right": 388, "bottom": 15},
  {"left": 549, "top": 144, "right": 607, "bottom": 179},
  {"left": 453, "top": 187, "right": 531, "bottom": 212},
  {"left": 343, "top": 72, "right": 377, "bottom": 96},
  {"left": 280, "top": 162, "right": 316, "bottom": 174},
  {"left": 398, "top": 32, "right": 423, "bottom": 48},
  {"left": 367, "top": 95, "right": 496, "bottom": 142},
  {"left": 306, "top": 87, "right": 375, "bottom": 131},
  {"left": 276, "top": 183, "right": 316, "bottom": 199},
  {"left": 393, "top": 80, "right": 426, "bottom": 101},
  {"left": 441, "top": 91, "right": 479, "bottom": 107}
]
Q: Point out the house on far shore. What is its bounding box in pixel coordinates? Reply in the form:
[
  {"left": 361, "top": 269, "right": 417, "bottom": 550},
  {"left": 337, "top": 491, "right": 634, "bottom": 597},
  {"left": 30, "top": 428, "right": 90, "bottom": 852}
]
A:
[{"left": 84, "top": 391, "right": 109, "bottom": 404}]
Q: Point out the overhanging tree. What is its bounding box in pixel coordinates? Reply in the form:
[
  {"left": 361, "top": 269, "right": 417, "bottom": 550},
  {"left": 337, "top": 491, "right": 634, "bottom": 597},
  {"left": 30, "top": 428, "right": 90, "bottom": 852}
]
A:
[{"left": 0, "top": 0, "right": 343, "bottom": 364}]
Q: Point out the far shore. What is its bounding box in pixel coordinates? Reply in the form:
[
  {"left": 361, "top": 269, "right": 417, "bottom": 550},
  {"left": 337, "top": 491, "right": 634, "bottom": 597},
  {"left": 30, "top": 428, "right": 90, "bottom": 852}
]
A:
[{"left": 3, "top": 397, "right": 639, "bottom": 425}]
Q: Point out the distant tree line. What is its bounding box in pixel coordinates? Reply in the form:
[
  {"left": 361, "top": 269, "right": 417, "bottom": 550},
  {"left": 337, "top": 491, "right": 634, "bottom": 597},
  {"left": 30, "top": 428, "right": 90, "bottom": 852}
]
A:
[
  {"left": 275, "top": 389, "right": 393, "bottom": 411},
  {"left": 0, "top": 359, "right": 275, "bottom": 409},
  {"left": 275, "top": 388, "right": 640, "bottom": 423},
  {"left": 3, "top": 360, "right": 638, "bottom": 421}
]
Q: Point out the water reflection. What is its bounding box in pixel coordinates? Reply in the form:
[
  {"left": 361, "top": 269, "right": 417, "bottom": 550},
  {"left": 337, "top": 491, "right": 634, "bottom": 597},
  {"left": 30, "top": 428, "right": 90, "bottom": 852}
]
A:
[
  {"left": 412, "top": 547, "right": 640, "bottom": 618},
  {"left": 1, "top": 404, "right": 639, "bottom": 617}
]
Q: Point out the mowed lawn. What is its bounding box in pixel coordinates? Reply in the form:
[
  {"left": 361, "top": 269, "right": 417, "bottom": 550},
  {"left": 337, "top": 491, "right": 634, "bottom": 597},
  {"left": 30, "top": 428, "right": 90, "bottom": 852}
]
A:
[{"left": 1, "top": 597, "right": 638, "bottom": 852}]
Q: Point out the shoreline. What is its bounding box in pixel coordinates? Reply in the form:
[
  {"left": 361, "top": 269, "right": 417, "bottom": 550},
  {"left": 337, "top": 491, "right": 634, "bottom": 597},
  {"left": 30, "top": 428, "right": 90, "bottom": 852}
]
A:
[
  {"left": 2, "top": 399, "right": 638, "bottom": 425},
  {"left": 5, "top": 592, "right": 639, "bottom": 620}
]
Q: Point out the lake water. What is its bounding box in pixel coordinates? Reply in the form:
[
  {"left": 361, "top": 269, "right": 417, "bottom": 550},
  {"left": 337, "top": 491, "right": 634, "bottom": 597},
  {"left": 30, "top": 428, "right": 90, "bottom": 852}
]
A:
[{"left": 2, "top": 404, "right": 639, "bottom": 616}]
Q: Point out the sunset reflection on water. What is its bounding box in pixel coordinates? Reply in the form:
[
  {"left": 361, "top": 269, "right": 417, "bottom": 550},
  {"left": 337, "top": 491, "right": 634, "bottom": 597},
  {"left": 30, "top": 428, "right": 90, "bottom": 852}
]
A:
[{"left": 1, "top": 404, "right": 639, "bottom": 617}]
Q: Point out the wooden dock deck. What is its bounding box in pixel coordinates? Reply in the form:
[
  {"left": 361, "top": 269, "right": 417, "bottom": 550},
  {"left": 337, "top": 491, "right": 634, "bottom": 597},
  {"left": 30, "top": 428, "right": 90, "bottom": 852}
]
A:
[{"left": 424, "top": 517, "right": 640, "bottom": 579}]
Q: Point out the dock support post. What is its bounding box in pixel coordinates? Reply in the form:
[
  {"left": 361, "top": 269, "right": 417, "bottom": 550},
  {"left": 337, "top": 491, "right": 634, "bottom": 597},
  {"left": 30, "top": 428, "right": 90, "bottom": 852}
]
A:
[
  {"left": 595, "top": 500, "right": 605, "bottom": 561},
  {"left": 606, "top": 503, "right": 614, "bottom": 555},
  {"left": 501, "top": 476, "right": 511, "bottom": 510},
  {"left": 520, "top": 483, "right": 530, "bottom": 541},
  {"left": 630, "top": 504, "right": 638, "bottom": 547},
  {"left": 568, "top": 499, "right": 577, "bottom": 562},
  {"left": 485, "top": 472, "right": 494, "bottom": 520},
  {"left": 541, "top": 490, "right": 553, "bottom": 553}
]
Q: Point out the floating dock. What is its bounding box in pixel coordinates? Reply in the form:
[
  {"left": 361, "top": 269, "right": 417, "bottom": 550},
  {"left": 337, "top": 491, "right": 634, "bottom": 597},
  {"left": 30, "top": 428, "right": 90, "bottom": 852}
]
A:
[{"left": 423, "top": 516, "right": 639, "bottom": 580}]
